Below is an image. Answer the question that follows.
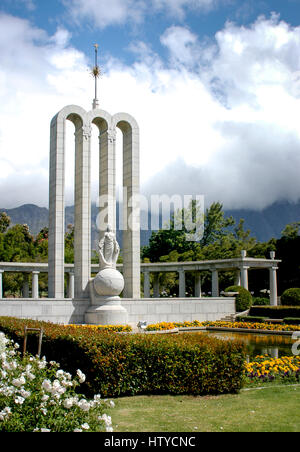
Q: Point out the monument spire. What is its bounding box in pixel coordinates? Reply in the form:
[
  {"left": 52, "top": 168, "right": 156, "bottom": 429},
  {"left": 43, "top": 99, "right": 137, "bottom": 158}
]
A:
[{"left": 92, "top": 43, "right": 101, "bottom": 109}]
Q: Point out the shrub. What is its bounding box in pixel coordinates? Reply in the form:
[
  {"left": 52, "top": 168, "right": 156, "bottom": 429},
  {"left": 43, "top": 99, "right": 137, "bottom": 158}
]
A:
[
  {"left": 0, "top": 331, "right": 114, "bottom": 432},
  {"left": 249, "top": 306, "right": 300, "bottom": 319},
  {"left": 281, "top": 288, "right": 300, "bottom": 306},
  {"left": 225, "top": 286, "right": 253, "bottom": 312},
  {"left": 0, "top": 317, "right": 246, "bottom": 398},
  {"left": 252, "top": 297, "right": 270, "bottom": 306}
]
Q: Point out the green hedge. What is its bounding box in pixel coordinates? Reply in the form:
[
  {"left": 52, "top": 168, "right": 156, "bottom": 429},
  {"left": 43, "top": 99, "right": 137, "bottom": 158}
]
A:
[
  {"left": 281, "top": 288, "right": 300, "bottom": 306},
  {"left": 0, "top": 317, "right": 246, "bottom": 398},
  {"left": 225, "top": 286, "right": 253, "bottom": 312},
  {"left": 249, "top": 306, "right": 300, "bottom": 319},
  {"left": 283, "top": 318, "right": 300, "bottom": 325}
]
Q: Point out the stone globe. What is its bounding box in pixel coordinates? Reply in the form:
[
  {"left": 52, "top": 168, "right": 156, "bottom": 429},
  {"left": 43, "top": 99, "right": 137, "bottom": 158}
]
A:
[{"left": 93, "top": 268, "right": 124, "bottom": 297}]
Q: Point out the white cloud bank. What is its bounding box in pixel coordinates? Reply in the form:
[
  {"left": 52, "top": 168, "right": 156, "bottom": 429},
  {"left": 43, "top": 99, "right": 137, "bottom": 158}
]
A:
[{"left": 1, "top": 12, "right": 300, "bottom": 211}]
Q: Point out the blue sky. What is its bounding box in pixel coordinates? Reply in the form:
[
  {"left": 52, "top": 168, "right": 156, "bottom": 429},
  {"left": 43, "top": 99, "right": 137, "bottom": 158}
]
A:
[
  {"left": 1, "top": 0, "right": 300, "bottom": 211},
  {"left": 3, "top": 0, "right": 300, "bottom": 67}
]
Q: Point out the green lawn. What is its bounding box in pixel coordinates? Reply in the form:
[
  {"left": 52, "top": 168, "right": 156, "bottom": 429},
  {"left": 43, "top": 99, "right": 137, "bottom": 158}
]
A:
[{"left": 106, "top": 385, "right": 300, "bottom": 432}]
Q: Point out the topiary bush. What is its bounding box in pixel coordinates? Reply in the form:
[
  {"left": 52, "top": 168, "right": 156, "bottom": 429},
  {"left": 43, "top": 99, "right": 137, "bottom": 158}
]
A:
[
  {"left": 281, "top": 288, "right": 300, "bottom": 306},
  {"left": 225, "top": 285, "right": 253, "bottom": 312},
  {"left": 0, "top": 317, "right": 246, "bottom": 398}
]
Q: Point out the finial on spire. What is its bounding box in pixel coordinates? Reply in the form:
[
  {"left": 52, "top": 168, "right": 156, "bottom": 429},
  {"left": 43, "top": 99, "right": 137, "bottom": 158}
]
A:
[{"left": 92, "top": 43, "right": 101, "bottom": 109}]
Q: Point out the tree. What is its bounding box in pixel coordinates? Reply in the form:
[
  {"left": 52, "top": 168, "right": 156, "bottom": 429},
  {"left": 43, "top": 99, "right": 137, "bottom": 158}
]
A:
[
  {"left": 201, "top": 202, "right": 235, "bottom": 247},
  {"left": 142, "top": 201, "right": 238, "bottom": 263},
  {"left": 34, "top": 227, "right": 48, "bottom": 262},
  {"left": 0, "top": 212, "right": 10, "bottom": 233},
  {"left": 0, "top": 224, "right": 35, "bottom": 262},
  {"left": 281, "top": 222, "right": 300, "bottom": 240}
]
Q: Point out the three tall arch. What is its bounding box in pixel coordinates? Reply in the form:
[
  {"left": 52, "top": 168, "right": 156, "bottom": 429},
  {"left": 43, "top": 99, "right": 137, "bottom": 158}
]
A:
[{"left": 48, "top": 105, "right": 140, "bottom": 300}]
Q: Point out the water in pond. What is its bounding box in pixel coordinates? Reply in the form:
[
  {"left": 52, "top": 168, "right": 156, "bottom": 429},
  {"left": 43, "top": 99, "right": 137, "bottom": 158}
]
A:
[{"left": 199, "top": 331, "right": 295, "bottom": 360}]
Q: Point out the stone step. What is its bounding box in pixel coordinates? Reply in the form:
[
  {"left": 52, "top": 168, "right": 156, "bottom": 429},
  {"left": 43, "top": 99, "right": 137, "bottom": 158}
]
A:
[{"left": 220, "top": 315, "right": 235, "bottom": 322}]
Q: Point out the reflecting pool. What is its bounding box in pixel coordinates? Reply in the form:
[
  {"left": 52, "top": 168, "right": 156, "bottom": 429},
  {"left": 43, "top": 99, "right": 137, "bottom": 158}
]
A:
[{"left": 199, "top": 330, "right": 295, "bottom": 360}]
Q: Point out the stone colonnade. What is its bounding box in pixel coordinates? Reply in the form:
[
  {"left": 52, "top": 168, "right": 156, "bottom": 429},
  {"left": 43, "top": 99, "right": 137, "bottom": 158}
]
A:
[
  {"left": 141, "top": 251, "right": 280, "bottom": 306},
  {"left": 0, "top": 251, "right": 280, "bottom": 305},
  {"left": 49, "top": 105, "right": 140, "bottom": 301}
]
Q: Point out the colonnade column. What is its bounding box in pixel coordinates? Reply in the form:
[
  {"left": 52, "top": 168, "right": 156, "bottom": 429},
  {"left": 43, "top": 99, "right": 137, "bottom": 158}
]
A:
[
  {"left": 240, "top": 250, "right": 249, "bottom": 290},
  {"left": 269, "top": 266, "right": 278, "bottom": 306},
  {"left": 153, "top": 273, "right": 160, "bottom": 298},
  {"left": 32, "top": 271, "right": 39, "bottom": 299},
  {"left": 194, "top": 272, "right": 202, "bottom": 298},
  {"left": 240, "top": 266, "right": 249, "bottom": 290},
  {"left": 234, "top": 270, "right": 241, "bottom": 286},
  {"left": 178, "top": 269, "right": 186, "bottom": 298},
  {"left": 22, "top": 273, "right": 29, "bottom": 298},
  {"left": 0, "top": 270, "right": 3, "bottom": 298},
  {"left": 211, "top": 269, "right": 219, "bottom": 297},
  {"left": 143, "top": 270, "right": 150, "bottom": 298},
  {"left": 67, "top": 272, "right": 75, "bottom": 299}
]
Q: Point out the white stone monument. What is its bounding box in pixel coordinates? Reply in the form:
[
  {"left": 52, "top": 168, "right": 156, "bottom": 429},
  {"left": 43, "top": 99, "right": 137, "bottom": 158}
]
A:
[{"left": 48, "top": 45, "right": 140, "bottom": 324}]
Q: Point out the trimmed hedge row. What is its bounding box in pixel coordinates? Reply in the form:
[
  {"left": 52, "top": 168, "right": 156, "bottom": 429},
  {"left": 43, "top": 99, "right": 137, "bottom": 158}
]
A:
[
  {"left": 249, "top": 306, "right": 300, "bottom": 319},
  {"left": 0, "top": 317, "right": 246, "bottom": 398},
  {"left": 283, "top": 318, "right": 300, "bottom": 325}
]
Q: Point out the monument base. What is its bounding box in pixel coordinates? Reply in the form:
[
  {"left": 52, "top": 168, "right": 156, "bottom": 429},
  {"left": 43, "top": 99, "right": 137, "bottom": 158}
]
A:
[{"left": 84, "top": 280, "right": 128, "bottom": 325}]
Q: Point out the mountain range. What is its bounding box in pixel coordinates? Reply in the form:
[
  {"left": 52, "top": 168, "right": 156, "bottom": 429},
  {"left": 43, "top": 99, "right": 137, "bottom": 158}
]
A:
[{"left": 1, "top": 200, "right": 300, "bottom": 247}]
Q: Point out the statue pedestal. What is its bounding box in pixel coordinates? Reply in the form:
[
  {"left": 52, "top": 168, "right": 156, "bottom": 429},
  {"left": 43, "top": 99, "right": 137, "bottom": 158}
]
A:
[{"left": 84, "top": 268, "right": 128, "bottom": 325}]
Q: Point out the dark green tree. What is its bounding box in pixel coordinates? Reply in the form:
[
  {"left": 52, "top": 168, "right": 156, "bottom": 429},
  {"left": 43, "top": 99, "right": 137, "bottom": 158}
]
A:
[{"left": 0, "top": 212, "right": 11, "bottom": 233}]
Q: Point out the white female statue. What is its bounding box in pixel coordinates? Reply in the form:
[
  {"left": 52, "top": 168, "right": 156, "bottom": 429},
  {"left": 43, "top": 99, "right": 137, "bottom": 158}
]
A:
[
  {"left": 93, "top": 225, "right": 124, "bottom": 298},
  {"left": 98, "top": 225, "right": 120, "bottom": 270}
]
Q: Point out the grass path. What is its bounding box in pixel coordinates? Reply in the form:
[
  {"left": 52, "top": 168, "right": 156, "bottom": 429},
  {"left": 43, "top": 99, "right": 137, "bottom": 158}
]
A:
[{"left": 106, "top": 385, "right": 300, "bottom": 432}]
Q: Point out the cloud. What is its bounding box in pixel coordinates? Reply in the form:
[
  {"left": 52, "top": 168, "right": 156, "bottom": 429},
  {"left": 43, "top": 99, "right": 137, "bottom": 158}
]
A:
[
  {"left": 152, "top": 0, "right": 221, "bottom": 19},
  {"left": 1, "top": 12, "right": 300, "bottom": 213},
  {"left": 0, "top": 13, "right": 89, "bottom": 207},
  {"left": 65, "top": 0, "right": 146, "bottom": 29},
  {"left": 160, "top": 26, "right": 201, "bottom": 68},
  {"left": 64, "top": 0, "right": 222, "bottom": 29}
]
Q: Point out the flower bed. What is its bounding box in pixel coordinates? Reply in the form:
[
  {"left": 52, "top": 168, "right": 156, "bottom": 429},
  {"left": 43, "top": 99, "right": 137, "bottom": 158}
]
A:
[
  {"left": 67, "top": 324, "right": 132, "bottom": 333},
  {"left": 245, "top": 355, "right": 300, "bottom": 383},
  {"left": 145, "top": 320, "right": 300, "bottom": 333},
  {"left": 203, "top": 321, "right": 300, "bottom": 332}
]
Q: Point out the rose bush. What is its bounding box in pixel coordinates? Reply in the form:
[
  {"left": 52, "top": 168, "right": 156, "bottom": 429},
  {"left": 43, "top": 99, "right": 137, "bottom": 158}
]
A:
[{"left": 0, "top": 332, "right": 114, "bottom": 432}]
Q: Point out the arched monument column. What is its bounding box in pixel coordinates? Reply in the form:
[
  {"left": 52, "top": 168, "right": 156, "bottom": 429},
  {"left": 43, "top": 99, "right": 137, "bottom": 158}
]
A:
[
  {"left": 74, "top": 120, "right": 91, "bottom": 299},
  {"left": 49, "top": 106, "right": 91, "bottom": 300},
  {"left": 115, "top": 114, "right": 140, "bottom": 299}
]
